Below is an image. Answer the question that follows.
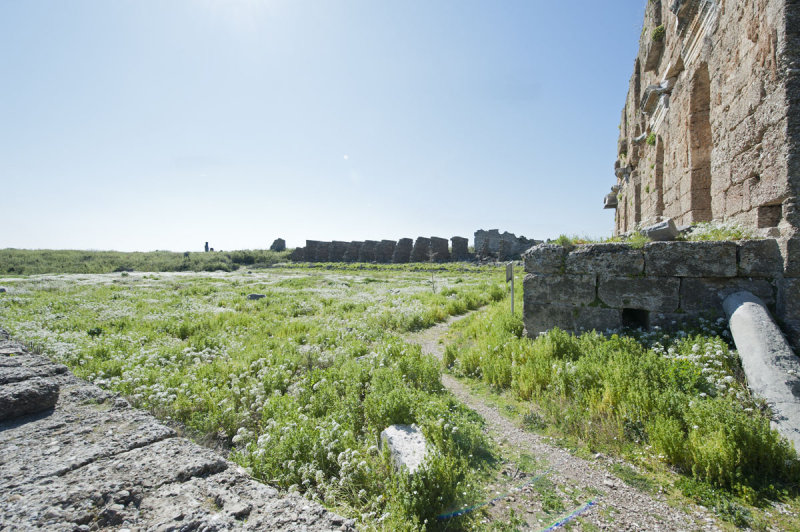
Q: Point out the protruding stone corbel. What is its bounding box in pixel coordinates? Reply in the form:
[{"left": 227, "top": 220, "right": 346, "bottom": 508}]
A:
[{"left": 604, "top": 185, "right": 621, "bottom": 210}]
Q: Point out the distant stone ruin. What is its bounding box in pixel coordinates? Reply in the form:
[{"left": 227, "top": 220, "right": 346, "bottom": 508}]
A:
[
  {"left": 289, "top": 230, "right": 540, "bottom": 264},
  {"left": 269, "top": 238, "right": 286, "bottom": 252},
  {"left": 392, "top": 238, "right": 413, "bottom": 263},
  {"left": 474, "top": 229, "right": 540, "bottom": 260},
  {"left": 410, "top": 237, "right": 432, "bottom": 262},
  {"left": 450, "top": 237, "right": 469, "bottom": 261}
]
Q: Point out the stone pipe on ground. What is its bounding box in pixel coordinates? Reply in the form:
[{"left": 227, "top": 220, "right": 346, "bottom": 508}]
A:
[{"left": 723, "top": 291, "right": 800, "bottom": 451}]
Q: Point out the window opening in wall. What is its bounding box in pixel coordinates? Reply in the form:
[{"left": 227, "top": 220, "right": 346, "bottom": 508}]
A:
[
  {"left": 634, "top": 59, "right": 642, "bottom": 112},
  {"left": 622, "top": 308, "right": 649, "bottom": 329},
  {"left": 757, "top": 204, "right": 783, "bottom": 228},
  {"left": 634, "top": 181, "right": 642, "bottom": 224},
  {"left": 689, "top": 63, "right": 713, "bottom": 222}
]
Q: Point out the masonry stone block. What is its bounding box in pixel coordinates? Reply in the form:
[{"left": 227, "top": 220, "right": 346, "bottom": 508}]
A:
[
  {"left": 680, "top": 277, "right": 776, "bottom": 312},
  {"left": 376, "top": 240, "right": 397, "bottom": 263},
  {"left": 450, "top": 237, "right": 469, "bottom": 261},
  {"left": 269, "top": 238, "right": 286, "bottom": 252},
  {"left": 315, "top": 241, "right": 331, "bottom": 262},
  {"left": 305, "top": 240, "right": 320, "bottom": 263},
  {"left": 737, "top": 239, "right": 783, "bottom": 277},
  {"left": 645, "top": 241, "right": 738, "bottom": 277},
  {"left": 359, "top": 241, "right": 378, "bottom": 263},
  {"left": 410, "top": 237, "right": 431, "bottom": 262},
  {"left": 430, "top": 237, "right": 450, "bottom": 263},
  {"left": 523, "top": 304, "right": 621, "bottom": 338},
  {"left": 343, "top": 242, "right": 362, "bottom": 262},
  {"left": 598, "top": 276, "right": 680, "bottom": 312},
  {"left": 782, "top": 237, "right": 800, "bottom": 277},
  {"left": 392, "top": 238, "right": 413, "bottom": 263},
  {"left": 288, "top": 247, "right": 305, "bottom": 261},
  {"left": 329, "top": 241, "right": 348, "bottom": 262},
  {"left": 523, "top": 273, "right": 596, "bottom": 306},
  {"left": 777, "top": 277, "right": 800, "bottom": 348},
  {"left": 523, "top": 244, "right": 566, "bottom": 274},
  {"left": 565, "top": 243, "right": 644, "bottom": 275}
]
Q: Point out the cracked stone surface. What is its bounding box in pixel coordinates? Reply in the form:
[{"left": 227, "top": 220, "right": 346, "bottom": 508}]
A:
[{"left": 0, "top": 333, "right": 354, "bottom": 531}]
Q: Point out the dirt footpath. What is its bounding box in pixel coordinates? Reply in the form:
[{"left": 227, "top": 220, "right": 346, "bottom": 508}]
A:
[{"left": 409, "top": 315, "right": 720, "bottom": 531}]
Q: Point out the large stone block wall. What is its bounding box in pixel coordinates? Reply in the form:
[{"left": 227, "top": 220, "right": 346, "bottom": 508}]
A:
[
  {"left": 474, "top": 229, "right": 539, "bottom": 260},
  {"left": 523, "top": 240, "right": 800, "bottom": 347},
  {"left": 610, "top": 0, "right": 799, "bottom": 240},
  {"left": 292, "top": 235, "right": 483, "bottom": 264}
]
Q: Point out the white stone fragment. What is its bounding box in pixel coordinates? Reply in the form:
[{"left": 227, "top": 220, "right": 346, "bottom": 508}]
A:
[{"left": 379, "top": 424, "right": 428, "bottom": 474}]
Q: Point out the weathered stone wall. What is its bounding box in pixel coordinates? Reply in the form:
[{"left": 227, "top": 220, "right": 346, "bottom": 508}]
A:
[
  {"left": 344, "top": 241, "right": 363, "bottom": 262},
  {"left": 410, "top": 237, "right": 432, "bottom": 262},
  {"left": 610, "top": 0, "right": 799, "bottom": 240},
  {"left": 377, "top": 240, "right": 397, "bottom": 263},
  {"left": 329, "top": 241, "right": 348, "bottom": 262},
  {"left": 358, "top": 240, "right": 378, "bottom": 263},
  {"left": 451, "top": 237, "right": 470, "bottom": 261},
  {"left": 523, "top": 240, "right": 800, "bottom": 347},
  {"left": 392, "top": 238, "right": 413, "bottom": 263},
  {"left": 429, "top": 237, "right": 450, "bottom": 263},
  {"left": 269, "top": 238, "right": 286, "bottom": 252},
  {"left": 291, "top": 233, "right": 535, "bottom": 263},
  {"left": 474, "top": 229, "right": 539, "bottom": 260}
]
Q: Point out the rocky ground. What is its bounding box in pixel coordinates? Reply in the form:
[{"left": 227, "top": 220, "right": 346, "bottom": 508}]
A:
[
  {"left": 409, "top": 316, "right": 722, "bottom": 531},
  {"left": 0, "top": 330, "right": 354, "bottom": 531}
]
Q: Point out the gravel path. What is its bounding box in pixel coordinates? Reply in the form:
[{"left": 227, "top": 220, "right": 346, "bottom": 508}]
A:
[{"left": 408, "top": 314, "right": 721, "bottom": 531}]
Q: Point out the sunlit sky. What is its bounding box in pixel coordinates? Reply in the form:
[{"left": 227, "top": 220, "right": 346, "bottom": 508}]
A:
[{"left": 1, "top": 1, "right": 646, "bottom": 251}]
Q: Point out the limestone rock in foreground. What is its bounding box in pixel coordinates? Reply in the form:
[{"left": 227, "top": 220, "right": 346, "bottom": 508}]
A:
[
  {"left": 0, "top": 333, "right": 354, "bottom": 531},
  {"left": 0, "top": 377, "right": 59, "bottom": 421},
  {"left": 380, "top": 424, "right": 428, "bottom": 474}
]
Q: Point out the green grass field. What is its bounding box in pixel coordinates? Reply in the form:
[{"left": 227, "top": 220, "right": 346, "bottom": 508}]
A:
[
  {"left": 0, "top": 248, "right": 290, "bottom": 274},
  {"left": 2, "top": 259, "right": 798, "bottom": 530},
  {"left": 0, "top": 265, "right": 506, "bottom": 530}
]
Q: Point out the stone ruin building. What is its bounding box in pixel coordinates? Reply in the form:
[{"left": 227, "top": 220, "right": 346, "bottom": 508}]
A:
[
  {"left": 474, "top": 229, "right": 540, "bottom": 260},
  {"left": 607, "top": 0, "right": 799, "bottom": 241},
  {"left": 525, "top": 0, "right": 800, "bottom": 347},
  {"left": 289, "top": 235, "right": 475, "bottom": 264},
  {"left": 288, "top": 229, "right": 541, "bottom": 264}
]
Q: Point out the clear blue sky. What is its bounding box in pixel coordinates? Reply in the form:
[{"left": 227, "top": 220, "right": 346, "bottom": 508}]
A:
[{"left": 1, "top": 1, "right": 646, "bottom": 251}]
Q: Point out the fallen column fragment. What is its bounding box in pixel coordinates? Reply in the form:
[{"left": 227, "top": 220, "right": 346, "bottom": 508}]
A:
[{"left": 723, "top": 291, "right": 800, "bottom": 451}]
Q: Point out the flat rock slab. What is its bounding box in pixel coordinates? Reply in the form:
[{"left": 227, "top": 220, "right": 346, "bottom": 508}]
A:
[
  {"left": 380, "top": 424, "right": 428, "bottom": 474},
  {"left": 0, "top": 377, "right": 59, "bottom": 421},
  {"left": 0, "top": 335, "right": 354, "bottom": 531}
]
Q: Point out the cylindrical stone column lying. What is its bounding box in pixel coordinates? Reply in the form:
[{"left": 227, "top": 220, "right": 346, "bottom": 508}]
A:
[{"left": 723, "top": 291, "right": 800, "bottom": 451}]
